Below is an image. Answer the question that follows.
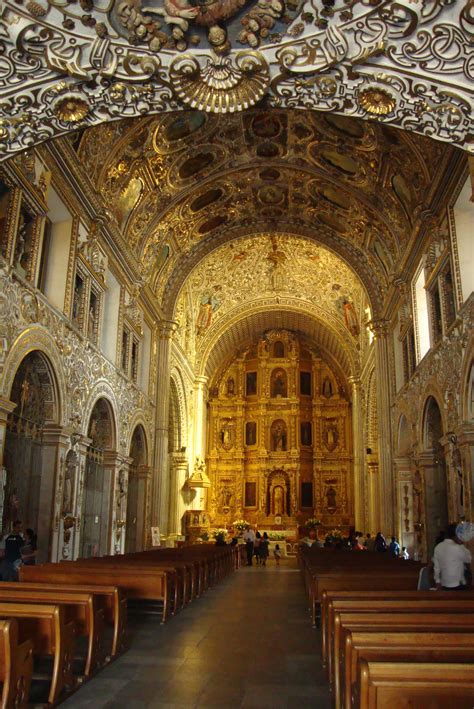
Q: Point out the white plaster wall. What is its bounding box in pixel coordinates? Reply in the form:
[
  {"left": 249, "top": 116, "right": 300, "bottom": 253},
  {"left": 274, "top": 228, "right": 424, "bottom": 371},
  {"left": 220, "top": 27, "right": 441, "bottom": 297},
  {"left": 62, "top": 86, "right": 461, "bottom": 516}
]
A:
[
  {"left": 101, "top": 270, "right": 120, "bottom": 363},
  {"left": 453, "top": 178, "right": 474, "bottom": 303}
]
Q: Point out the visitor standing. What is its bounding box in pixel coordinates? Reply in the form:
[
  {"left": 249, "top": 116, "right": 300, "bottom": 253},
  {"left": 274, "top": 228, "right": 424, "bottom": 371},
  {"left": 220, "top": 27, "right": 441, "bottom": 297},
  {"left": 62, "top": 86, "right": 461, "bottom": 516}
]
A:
[
  {"left": 273, "top": 544, "right": 282, "bottom": 566},
  {"left": 0, "top": 520, "right": 24, "bottom": 580},
  {"left": 243, "top": 526, "right": 255, "bottom": 566},
  {"left": 389, "top": 536, "right": 400, "bottom": 557}
]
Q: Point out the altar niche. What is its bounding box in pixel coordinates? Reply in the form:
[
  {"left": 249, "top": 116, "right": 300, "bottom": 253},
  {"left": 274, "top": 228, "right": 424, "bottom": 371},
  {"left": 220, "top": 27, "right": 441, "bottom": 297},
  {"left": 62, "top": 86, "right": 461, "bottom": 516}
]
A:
[
  {"left": 125, "top": 424, "right": 148, "bottom": 553},
  {"left": 267, "top": 469, "right": 291, "bottom": 517}
]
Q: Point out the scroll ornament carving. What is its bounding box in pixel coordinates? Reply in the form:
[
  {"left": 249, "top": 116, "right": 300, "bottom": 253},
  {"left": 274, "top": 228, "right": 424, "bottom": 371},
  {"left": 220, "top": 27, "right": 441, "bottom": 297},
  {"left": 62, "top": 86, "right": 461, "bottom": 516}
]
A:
[{"left": 0, "top": 0, "right": 472, "bottom": 158}]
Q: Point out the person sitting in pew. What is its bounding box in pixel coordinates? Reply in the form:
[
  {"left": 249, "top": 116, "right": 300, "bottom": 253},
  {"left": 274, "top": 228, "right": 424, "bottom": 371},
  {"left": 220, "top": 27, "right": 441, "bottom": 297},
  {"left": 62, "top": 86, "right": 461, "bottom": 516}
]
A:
[
  {"left": 20, "top": 529, "right": 37, "bottom": 566},
  {"left": 0, "top": 520, "right": 23, "bottom": 581},
  {"left": 433, "top": 523, "right": 472, "bottom": 590}
]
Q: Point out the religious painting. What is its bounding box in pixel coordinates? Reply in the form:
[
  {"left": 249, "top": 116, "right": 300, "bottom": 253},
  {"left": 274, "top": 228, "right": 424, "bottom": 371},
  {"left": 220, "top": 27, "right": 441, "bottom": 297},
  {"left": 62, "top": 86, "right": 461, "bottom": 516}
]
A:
[
  {"left": 245, "top": 421, "right": 257, "bottom": 446},
  {"left": 300, "top": 371, "right": 311, "bottom": 396},
  {"left": 301, "top": 481, "right": 313, "bottom": 508},
  {"left": 246, "top": 371, "right": 257, "bottom": 396},
  {"left": 72, "top": 273, "right": 85, "bottom": 327},
  {"left": 87, "top": 289, "right": 99, "bottom": 344},
  {"left": 116, "top": 176, "right": 143, "bottom": 228},
  {"left": 271, "top": 368, "right": 287, "bottom": 397},
  {"left": 251, "top": 114, "right": 281, "bottom": 139},
  {"left": 179, "top": 152, "right": 215, "bottom": 180},
  {"left": 256, "top": 142, "right": 280, "bottom": 159},
  {"left": 226, "top": 377, "right": 235, "bottom": 396},
  {"left": 244, "top": 481, "right": 257, "bottom": 508},
  {"left": 190, "top": 188, "right": 223, "bottom": 213},
  {"left": 301, "top": 422, "right": 312, "bottom": 447},
  {"left": 14, "top": 209, "right": 34, "bottom": 279},
  {"left": 323, "top": 419, "right": 339, "bottom": 452},
  {"left": 218, "top": 485, "right": 233, "bottom": 511},
  {"left": 198, "top": 214, "right": 228, "bottom": 234},
  {"left": 392, "top": 173, "right": 412, "bottom": 212},
  {"left": 164, "top": 112, "right": 205, "bottom": 142},
  {"left": 270, "top": 419, "right": 287, "bottom": 452},
  {"left": 320, "top": 149, "right": 358, "bottom": 175}
]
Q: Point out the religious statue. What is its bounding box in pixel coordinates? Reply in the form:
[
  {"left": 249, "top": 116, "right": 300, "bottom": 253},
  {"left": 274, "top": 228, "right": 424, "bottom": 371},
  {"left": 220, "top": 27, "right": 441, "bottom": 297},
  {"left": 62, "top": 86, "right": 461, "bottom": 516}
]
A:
[
  {"left": 323, "top": 420, "right": 339, "bottom": 452},
  {"left": 219, "top": 486, "right": 233, "bottom": 511},
  {"left": 226, "top": 378, "right": 235, "bottom": 396},
  {"left": 322, "top": 377, "right": 333, "bottom": 398},
  {"left": 271, "top": 421, "right": 287, "bottom": 452},
  {"left": 325, "top": 486, "right": 337, "bottom": 510},
  {"left": 245, "top": 421, "right": 257, "bottom": 446},
  {"left": 88, "top": 304, "right": 96, "bottom": 341},
  {"left": 63, "top": 449, "right": 78, "bottom": 514},
  {"left": 273, "top": 485, "right": 284, "bottom": 516},
  {"left": 271, "top": 369, "right": 287, "bottom": 397},
  {"left": 219, "top": 420, "right": 234, "bottom": 450}
]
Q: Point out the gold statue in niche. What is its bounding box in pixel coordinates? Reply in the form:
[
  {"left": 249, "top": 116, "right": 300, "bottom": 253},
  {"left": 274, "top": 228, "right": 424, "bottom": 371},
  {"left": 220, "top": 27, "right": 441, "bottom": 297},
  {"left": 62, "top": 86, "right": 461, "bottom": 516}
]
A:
[
  {"left": 271, "top": 419, "right": 287, "bottom": 451},
  {"left": 273, "top": 485, "right": 284, "bottom": 515}
]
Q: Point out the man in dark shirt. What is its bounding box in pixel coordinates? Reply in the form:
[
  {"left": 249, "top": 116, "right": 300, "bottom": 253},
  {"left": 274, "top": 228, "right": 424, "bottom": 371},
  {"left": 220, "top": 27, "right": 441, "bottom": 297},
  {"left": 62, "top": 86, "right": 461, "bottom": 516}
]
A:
[{"left": 0, "top": 520, "right": 23, "bottom": 581}]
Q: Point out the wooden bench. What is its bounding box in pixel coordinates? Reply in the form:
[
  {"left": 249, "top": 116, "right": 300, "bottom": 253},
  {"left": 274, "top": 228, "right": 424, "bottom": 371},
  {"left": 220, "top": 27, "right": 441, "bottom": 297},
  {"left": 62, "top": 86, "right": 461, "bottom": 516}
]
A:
[
  {"left": 359, "top": 661, "right": 474, "bottom": 708},
  {"left": 22, "top": 564, "right": 174, "bottom": 623},
  {"left": 334, "top": 611, "right": 474, "bottom": 709},
  {"left": 0, "top": 619, "right": 33, "bottom": 709},
  {"left": 0, "top": 585, "right": 104, "bottom": 678},
  {"left": 17, "top": 573, "right": 127, "bottom": 658},
  {"left": 0, "top": 603, "right": 76, "bottom": 705},
  {"left": 321, "top": 589, "right": 474, "bottom": 670},
  {"left": 346, "top": 631, "right": 474, "bottom": 709}
]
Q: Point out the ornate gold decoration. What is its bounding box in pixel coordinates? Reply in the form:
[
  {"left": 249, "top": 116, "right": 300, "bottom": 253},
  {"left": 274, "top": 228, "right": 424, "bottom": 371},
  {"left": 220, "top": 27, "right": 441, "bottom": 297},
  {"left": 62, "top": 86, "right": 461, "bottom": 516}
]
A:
[
  {"left": 53, "top": 95, "right": 90, "bottom": 123},
  {"left": 187, "top": 457, "right": 211, "bottom": 488},
  {"left": 358, "top": 87, "right": 396, "bottom": 116},
  {"left": 170, "top": 53, "right": 270, "bottom": 112}
]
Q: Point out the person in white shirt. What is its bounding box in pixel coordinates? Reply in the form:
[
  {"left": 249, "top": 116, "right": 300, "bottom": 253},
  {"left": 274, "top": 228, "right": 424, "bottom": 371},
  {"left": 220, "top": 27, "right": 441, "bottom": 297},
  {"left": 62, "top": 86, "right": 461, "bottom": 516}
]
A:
[
  {"left": 433, "top": 523, "right": 472, "bottom": 590},
  {"left": 243, "top": 526, "right": 255, "bottom": 566}
]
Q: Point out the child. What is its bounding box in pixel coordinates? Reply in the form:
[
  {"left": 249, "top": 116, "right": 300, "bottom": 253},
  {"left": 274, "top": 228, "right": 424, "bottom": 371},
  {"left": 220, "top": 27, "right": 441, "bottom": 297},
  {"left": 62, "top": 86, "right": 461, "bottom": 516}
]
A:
[
  {"left": 273, "top": 543, "right": 282, "bottom": 565},
  {"left": 401, "top": 546, "right": 409, "bottom": 560}
]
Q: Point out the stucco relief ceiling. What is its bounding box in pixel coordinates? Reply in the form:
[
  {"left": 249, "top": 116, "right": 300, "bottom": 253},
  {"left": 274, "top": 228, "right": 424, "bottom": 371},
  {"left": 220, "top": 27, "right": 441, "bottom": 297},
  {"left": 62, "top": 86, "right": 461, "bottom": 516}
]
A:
[
  {"left": 172, "top": 233, "right": 368, "bottom": 375},
  {"left": 0, "top": 0, "right": 473, "bottom": 156},
  {"left": 70, "top": 107, "right": 454, "bottom": 316}
]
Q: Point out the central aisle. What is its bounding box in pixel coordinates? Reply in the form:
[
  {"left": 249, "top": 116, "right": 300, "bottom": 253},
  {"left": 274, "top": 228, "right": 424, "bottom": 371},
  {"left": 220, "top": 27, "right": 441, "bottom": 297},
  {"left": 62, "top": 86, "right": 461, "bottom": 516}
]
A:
[{"left": 63, "top": 560, "right": 332, "bottom": 708}]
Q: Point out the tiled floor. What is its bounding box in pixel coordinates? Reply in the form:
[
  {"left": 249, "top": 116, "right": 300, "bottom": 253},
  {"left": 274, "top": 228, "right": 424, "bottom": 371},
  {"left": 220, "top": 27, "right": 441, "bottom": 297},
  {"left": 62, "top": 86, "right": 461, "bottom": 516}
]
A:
[{"left": 61, "top": 559, "right": 332, "bottom": 708}]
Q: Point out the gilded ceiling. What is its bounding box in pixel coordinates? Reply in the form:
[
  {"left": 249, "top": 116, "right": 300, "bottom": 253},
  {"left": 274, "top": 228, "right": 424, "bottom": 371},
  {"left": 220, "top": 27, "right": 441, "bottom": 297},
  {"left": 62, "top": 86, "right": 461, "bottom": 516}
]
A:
[
  {"left": 173, "top": 233, "right": 368, "bottom": 371},
  {"left": 74, "top": 107, "right": 455, "bottom": 318},
  {"left": 1, "top": 0, "right": 473, "bottom": 156}
]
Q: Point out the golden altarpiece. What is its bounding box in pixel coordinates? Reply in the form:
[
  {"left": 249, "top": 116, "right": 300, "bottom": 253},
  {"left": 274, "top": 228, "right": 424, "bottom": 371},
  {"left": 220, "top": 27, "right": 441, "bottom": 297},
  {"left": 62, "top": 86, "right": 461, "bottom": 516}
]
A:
[{"left": 206, "top": 330, "right": 353, "bottom": 535}]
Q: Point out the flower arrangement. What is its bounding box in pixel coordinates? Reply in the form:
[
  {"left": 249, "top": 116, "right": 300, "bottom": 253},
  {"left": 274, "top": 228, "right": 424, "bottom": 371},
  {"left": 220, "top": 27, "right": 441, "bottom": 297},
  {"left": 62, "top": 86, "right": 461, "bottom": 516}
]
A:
[
  {"left": 267, "top": 531, "right": 287, "bottom": 541},
  {"left": 232, "top": 519, "right": 249, "bottom": 534},
  {"left": 212, "top": 528, "right": 228, "bottom": 541},
  {"left": 325, "top": 528, "right": 343, "bottom": 544},
  {"left": 305, "top": 517, "right": 322, "bottom": 530}
]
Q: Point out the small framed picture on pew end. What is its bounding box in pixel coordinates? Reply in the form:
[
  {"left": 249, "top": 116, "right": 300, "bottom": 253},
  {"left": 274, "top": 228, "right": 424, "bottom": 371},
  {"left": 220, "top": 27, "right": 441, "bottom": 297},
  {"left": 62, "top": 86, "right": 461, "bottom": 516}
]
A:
[{"left": 151, "top": 527, "right": 161, "bottom": 547}]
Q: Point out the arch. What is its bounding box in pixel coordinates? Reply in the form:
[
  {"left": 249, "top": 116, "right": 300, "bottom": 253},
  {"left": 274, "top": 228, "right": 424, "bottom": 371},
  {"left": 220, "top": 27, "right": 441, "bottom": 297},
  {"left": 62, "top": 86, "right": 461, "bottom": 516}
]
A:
[
  {"left": 1, "top": 328, "right": 66, "bottom": 425},
  {"left": 129, "top": 424, "right": 148, "bottom": 467},
  {"left": 422, "top": 395, "right": 444, "bottom": 453},
  {"left": 87, "top": 397, "right": 116, "bottom": 451},
  {"left": 169, "top": 366, "right": 188, "bottom": 452},
  {"left": 82, "top": 383, "right": 118, "bottom": 450},
  {"left": 126, "top": 423, "right": 149, "bottom": 553},
  {"left": 126, "top": 412, "right": 152, "bottom": 467},
  {"left": 397, "top": 414, "right": 411, "bottom": 456},
  {"left": 2, "top": 349, "right": 62, "bottom": 550}
]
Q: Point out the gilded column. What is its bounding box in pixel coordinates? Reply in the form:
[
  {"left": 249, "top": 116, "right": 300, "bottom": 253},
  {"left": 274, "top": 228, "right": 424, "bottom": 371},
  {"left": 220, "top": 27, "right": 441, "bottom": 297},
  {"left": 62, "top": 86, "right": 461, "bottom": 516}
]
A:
[
  {"left": 371, "top": 320, "right": 395, "bottom": 533},
  {"left": 151, "top": 320, "right": 177, "bottom": 539},
  {"left": 349, "top": 376, "right": 365, "bottom": 530},
  {"left": 192, "top": 375, "right": 209, "bottom": 512}
]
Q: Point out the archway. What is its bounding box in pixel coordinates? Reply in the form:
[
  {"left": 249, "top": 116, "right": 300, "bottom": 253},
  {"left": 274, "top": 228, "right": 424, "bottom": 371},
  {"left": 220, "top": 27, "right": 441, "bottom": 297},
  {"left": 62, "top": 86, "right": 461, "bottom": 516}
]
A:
[
  {"left": 125, "top": 425, "right": 149, "bottom": 553},
  {"left": 80, "top": 398, "right": 116, "bottom": 558},
  {"left": 3, "top": 350, "right": 60, "bottom": 559},
  {"left": 422, "top": 396, "right": 448, "bottom": 557}
]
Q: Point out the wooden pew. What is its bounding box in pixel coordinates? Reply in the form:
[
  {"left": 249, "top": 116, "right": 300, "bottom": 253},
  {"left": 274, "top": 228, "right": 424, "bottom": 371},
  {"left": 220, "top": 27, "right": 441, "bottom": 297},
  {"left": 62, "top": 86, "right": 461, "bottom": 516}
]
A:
[
  {"left": 346, "top": 631, "right": 474, "bottom": 709},
  {"left": 21, "top": 564, "right": 173, "bottom": 623},
  {"left": 334, "top": 612, "right": 474, "bottom": 709},
  {"left": 321, "top": 589, "right": 474, "bottom": 671},
  {"left": 0, "top": 619, "right": 33, "bottom": 709},
  {"left": 0, "top": 586, "right": 104, "bottom": 677},
  {"left": 17, "top": 574, "right": 127, "bottom": 658},
  {"left": 326, "top": 593, "right": 474, "bottom": 683},
  {"left": 0, "top": 603, "right": 76, "bottom": 705},
  {"left": 359, "top": 661, "right": 474, "bottom": 709}
]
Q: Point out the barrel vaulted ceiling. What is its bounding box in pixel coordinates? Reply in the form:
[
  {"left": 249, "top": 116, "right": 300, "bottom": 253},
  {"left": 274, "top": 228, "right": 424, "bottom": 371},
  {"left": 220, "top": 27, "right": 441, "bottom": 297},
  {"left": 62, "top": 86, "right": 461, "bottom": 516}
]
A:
[{"left": 0, "top": 0, "right": 473, "bottom": 158}]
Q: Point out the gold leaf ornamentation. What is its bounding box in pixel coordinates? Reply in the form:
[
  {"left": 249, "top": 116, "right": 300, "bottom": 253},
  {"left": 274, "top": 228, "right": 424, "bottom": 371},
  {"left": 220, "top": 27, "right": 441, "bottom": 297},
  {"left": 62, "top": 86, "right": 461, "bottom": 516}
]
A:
[
  {"left": 358, "top": 87, "right": 396, "bottom": 116},
  {"left": 26, "top": 0, "right": 47, "bottom": 16},
  {"left": 170, "top": 52, "right": 269, "bottom": 113},
  {"left": 53, "top": 95, "right": 90, "bottom": 123}
]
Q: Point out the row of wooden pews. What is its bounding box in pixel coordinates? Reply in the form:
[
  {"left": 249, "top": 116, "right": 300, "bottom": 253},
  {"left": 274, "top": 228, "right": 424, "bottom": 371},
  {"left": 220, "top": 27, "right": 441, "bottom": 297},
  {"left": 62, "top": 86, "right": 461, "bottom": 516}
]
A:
[
  {"left": 299, "top": 545, "right": 474, "bottom": 708},
  {"left": 0, "top": 544, "right": 237, "bottom": 706}
]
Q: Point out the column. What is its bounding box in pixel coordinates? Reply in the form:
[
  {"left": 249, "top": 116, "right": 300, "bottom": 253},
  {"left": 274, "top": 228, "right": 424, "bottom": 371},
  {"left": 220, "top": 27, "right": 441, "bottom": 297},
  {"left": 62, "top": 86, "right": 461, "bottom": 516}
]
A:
[
  {"left": 151, "top": 320, "right": 177, "bottom": 538},
  {"left": 349, "top": 376, "right": 365, "bottom": 530},
  {"left": 193, "top": 375, "right": 209, "bottom": 460},
  {"left": 371, "top": 320, "right": 395, "bottom": 534},
  {"left": 40, "top": 425, "right": 71, "bottom": 563},
  {"left": 168, "top": 452, "right": 189, "bottom": 539}
]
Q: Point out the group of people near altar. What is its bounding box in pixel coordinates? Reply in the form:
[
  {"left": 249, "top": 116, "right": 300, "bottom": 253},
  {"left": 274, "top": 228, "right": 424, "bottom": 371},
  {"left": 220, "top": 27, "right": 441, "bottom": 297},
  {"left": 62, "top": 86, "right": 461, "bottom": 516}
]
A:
[{"left": 242, "top": 527, "right": 282, "bottom": 566}]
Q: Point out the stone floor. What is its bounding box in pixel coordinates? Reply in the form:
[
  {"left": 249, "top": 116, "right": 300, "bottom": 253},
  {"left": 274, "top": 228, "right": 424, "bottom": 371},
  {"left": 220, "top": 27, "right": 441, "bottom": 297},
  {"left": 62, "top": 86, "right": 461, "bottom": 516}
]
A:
[{"left": 61, "top": 558, "right": 332, "bottom": 708}]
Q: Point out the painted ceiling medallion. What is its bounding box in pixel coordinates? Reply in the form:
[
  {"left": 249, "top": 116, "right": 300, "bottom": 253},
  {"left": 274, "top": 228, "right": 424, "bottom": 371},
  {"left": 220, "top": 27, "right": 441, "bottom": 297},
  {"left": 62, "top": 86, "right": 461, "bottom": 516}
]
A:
[
  {"left": 170, "top": 53, "right": 270, "bottom": 112},
  {"left": 53, "top": 95, "right": 90, "bottom": 123},
  {"left": 358, "top": 87, "right": 396, "bottom": 116}
]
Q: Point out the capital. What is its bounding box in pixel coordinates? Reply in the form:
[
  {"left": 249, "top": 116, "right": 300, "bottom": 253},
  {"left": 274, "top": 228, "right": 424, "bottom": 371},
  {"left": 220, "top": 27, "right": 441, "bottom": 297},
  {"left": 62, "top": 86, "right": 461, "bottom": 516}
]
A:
[
  {"left": 368, "top": 319, "right": 389, "bottom": 338},
  {"left": 157, "top": 319, "right": 178, "bottom": 338}
]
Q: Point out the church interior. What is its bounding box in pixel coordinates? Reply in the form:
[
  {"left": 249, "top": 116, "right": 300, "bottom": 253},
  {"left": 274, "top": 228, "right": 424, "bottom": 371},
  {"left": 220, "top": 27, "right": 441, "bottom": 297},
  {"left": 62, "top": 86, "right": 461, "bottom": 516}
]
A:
[{"left": 0, "top": 0, "right": 474, "bottom": 704}]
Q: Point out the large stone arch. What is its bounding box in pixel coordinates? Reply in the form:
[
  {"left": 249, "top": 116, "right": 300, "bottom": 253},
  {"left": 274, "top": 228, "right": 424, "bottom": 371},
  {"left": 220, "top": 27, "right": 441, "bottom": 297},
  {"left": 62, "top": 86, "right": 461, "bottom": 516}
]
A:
[
  {"left": 82, "top": 382, "right": 118, "bottom": 450},
  {"left": 1, "top": 327, "right": 67, "bottom": 426}
]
